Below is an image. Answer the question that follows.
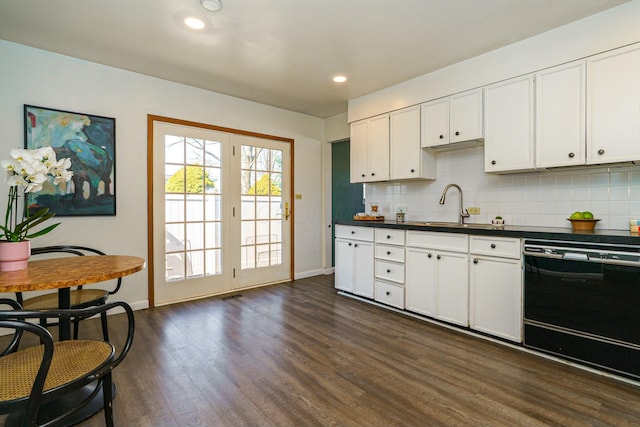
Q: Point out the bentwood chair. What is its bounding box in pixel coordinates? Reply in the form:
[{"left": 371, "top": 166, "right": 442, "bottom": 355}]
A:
[
  {"left": 0, "top": 299, "right": 135, "bottom": 427},
  {"left": 15, "top": 245, "right": 123, "bottom": 340}
]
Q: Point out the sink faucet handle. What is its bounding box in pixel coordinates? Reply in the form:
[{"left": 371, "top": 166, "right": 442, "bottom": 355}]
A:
[{"left": 461, "top": 208, "right": 470, "bottom": 218}]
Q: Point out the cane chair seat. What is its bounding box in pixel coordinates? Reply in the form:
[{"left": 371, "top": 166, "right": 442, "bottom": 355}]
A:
[
  {"left": 21, "top": 289, "right": 109, "bottom": 311},
  {"left": 0, "top": 340, "right": 113, "bottom": 402}
]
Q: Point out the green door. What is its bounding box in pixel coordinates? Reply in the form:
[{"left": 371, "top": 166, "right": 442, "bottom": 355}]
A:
[{"left": 331, "top": 140, "right": 363, "bottom": 266}]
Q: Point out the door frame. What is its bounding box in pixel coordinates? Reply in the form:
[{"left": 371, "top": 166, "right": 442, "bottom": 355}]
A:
[{"left": 146, "top": 114, "right": 295, "bottom": 307}]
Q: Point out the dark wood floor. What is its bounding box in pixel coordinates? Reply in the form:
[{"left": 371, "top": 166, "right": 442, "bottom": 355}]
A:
[{"left": 5, "top": 274, "right": 640, "bottom": 426}]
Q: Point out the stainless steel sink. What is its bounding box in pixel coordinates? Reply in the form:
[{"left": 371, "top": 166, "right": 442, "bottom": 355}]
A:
[{"left": 406, "top": 221, "right": 504, "bottom": 230}]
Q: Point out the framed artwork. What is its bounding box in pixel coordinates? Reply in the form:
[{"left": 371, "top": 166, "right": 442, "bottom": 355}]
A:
[{"left": 24, "top": 105, "right": 116, "bottom": 216}]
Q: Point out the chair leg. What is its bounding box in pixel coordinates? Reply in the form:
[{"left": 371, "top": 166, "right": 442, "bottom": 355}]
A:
[
  {"left": 103, "top": 372, "right": 114, "bottom": 427},
  {"left": 100, "top": 310, "right": 109, "bottom": 341},
  {"left": 73, "top": 318, "right": 81, "bottom": 340}
]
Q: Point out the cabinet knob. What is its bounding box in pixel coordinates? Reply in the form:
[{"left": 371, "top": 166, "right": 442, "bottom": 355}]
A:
[
  {"left": 386, "top": 291, "right": 391, "bottom": 296},
  {"left": 387, "top": 251, "right": 391, "bottom": 255},
  {"left": 473, "top": 258, "right": 479, "bottom": 264},
  {"left": 439, "top": 134, "right": 444, "bottom": 139},
  {"left": 491, "top": 160, "right": 496, "bottom": 165},
  {"left": 386, "top": 269, "right": 391, "bottom": 273},
  {"left": 371, "top": 172, "right": 375, "bottom": 176},
  {"left": 490, "top": 244, "right": 496, "bottom": 249},
  {"left": 351, "top": 231, "right": 355, "bottom": 234},
  {"left": 361, "top": 173, "right": 365, "bottom": 177},
  {"left": 568, "top": 152, "right": 575, "bottom": 158},
  {"left": 598, "top": 149, "right": 605, "bottom": 155},
  {"left": 410, "top": 169, "right": 415, "bottom": 173},
  {"left": 436, "top": 255, "right": 441, "bottom": 260},
  {"left": 387, "top": 235, "right": 391, "bottom": 239},
  {"left": 348, "top": 243, "right": 352, "bottom": 246},
  {"left": 455, "top": 131, "right": 460, "bottom": 136},
  {"left": 428, "top": 253, "right": 432, "bottom": 258},
  {"left": 354, "top": 244, "right": 358, "bottom": 247}
]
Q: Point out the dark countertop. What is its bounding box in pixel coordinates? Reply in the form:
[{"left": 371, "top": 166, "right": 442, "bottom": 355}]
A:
[{"left": 335, "top": 219, "right": 640, "bottom": 245}]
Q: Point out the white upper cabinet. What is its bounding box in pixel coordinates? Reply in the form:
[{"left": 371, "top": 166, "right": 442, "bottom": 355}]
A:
[
  {"left": 421, "top": 89, "right": 483, "bottom": 148},
  {"left": 350, "top": 114, "right": 390, "bottom": 183},
  {"left": 536, "top": 60, "right": 586, "bottom": 168},
  {"left": 587, "top": 44, "right": 640, "bottom": 165},
  {"left": 484, "top": 74, "right": 535, "bottom": 173},
  {"left": 390, "top": 106, "right": 436, "bottom": 180}
]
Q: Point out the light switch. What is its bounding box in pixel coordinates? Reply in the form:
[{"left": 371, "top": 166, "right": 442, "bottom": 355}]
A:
[{"left": 295, "top": 194, "right": 302, "bottom": 200}]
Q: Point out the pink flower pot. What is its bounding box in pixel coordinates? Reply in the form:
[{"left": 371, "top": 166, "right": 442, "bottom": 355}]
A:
[{"left": 0, "top": 240, "right": 31, "bottom": 271}]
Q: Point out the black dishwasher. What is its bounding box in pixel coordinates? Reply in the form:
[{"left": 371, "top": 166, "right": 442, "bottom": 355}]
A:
[{"left": 523, "top": 239, "right": 640, "bottom": 380}]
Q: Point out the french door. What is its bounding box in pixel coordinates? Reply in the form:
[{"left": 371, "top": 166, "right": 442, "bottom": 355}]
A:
[{"left": 150, "top": 118, "right": 292, "bottom": 306}]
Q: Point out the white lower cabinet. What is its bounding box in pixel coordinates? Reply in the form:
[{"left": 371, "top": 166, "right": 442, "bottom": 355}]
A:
[
  {"left": 405, "top": 231, "right": 469, "bottom": 327},
  {"left": 469, "top": 236, "right": 523, "bottom": 342},
  {"left": 334, "top": 225, "right": 374, "bottom": 299}
]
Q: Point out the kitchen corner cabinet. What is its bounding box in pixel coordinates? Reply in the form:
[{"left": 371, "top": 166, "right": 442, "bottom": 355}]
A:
[
  {"left": 334, "top": 225, "right": 374, "bottom": 298},
  {"left": 469, "top": 236, "right": 522, "bottom": 342},
  {"left": 587, "top": 44, "right": 640, "bottom": 165},
  {"left": 350, "top": 114, "right": 390, "bottom": 183},
  {"left": 484, "top": 75, "right": 535, "bottom": 173},
  {"left": 421, "top": 89, "right": 484, "bottom": 149},
  {"left": 536, "top": 60, "right": 586, "bottom": 168},
  {"left": 405, "top": 231, "right": 469, "bottom": 326},
  {"left": 390, "top": 106, "right": 436, "bottom": 180}
]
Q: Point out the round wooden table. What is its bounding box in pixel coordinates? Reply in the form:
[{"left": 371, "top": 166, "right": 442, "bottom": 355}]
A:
[
  {"left": 0, "top": 255, "right": 145, "bottom": 426},
  {"left": 0, "top": 255, "right": 145, "bottom": 340}
]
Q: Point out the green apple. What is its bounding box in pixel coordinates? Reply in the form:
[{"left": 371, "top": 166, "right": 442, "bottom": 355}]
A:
[
  {"left": 570, "top": 211, "right": 584, "bottom": 220},
  {"left": 582, "top": 211, "right": 594, "bottom": 219}
]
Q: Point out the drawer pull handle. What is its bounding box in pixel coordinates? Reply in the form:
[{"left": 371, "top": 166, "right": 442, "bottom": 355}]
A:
[{"left": 490, "top": 244, "right": 496, "bottom": 249}]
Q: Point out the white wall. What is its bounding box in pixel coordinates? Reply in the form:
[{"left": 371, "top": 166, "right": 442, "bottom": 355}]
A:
[
  {"left": 0, "top": 40, "right": 325, "bottom": 308},
  {"left": 349, "top": 1, "right": 640, "bottom": 122}
]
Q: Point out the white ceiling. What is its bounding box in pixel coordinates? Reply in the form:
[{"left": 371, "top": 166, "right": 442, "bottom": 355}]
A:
[{"left": 0, "top": 0, "right": 629, "bottom": 118}]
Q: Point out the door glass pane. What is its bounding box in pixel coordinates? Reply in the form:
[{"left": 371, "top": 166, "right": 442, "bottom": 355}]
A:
[
  {"left": 164, "top": 134, "right": 223, "bottom": 281},
  {"left": 240, "top": 144, "right": 284, "bottom": 271}
]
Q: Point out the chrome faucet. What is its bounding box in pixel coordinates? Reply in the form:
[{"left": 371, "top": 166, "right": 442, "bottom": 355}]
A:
[{"left": 439, "top": 183, "right": 470, "bottom": 225}]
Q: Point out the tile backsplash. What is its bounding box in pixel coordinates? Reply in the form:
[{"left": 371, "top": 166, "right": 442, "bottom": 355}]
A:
[{"left": 365, "top": 146, "right": 640, "bottom": 230}]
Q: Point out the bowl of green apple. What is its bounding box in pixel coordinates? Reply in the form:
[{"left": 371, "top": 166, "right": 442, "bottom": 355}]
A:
[{"left": 568, "top": 211, "right": 600, "bottom": 231}]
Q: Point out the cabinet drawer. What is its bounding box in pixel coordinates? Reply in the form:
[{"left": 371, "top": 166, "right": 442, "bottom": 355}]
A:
[
  {"left": 470, "top": 236, "right": 521, "bottom": 259},
  {"left": 375, "top": 244, "right": 405, "bottom": 262},
  {"left": 375, "top": 259, "right": 405, "bottom": 284},
  {"left": 406, "top": 231, "right": 468, "bottom": 252},
  {"left": 375, "top": 281, "right": 405, "bottom": 309},
  {"left": 335, "top": 225, "right": 374, "bottom": 241},
  {"left": 375, "top": 228, "right": 405, "bottom": 245}
]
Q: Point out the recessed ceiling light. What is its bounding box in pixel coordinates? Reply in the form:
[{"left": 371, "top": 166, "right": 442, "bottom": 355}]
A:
[
  {"left": 201, "top": 0, "right": 223, "bottom": 12},
  {"left": 184, "top": 17, "right": 206, "bottom": 29},
  {"left": 333, "top": 75, "right": 347, "bottom": 83}
]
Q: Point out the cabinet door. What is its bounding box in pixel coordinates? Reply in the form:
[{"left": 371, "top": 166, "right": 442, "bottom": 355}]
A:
[
  {"left": 435, "top": 251, "right": 469, "bottom": 326},
  {"left": 335, "top": 239, "right": 354, "bottom": 292},
  {"left": 450, "top": 89, "right": 483, "bottom": 143},
  {"left": 349, "top": 120, "right": 368, "bottom": 183},
  {"left": 587, "top": 44, "right": 640, "bottom": 164},
  {"left": 353, "top": 241, "right": 374, "bottom": 298},
  {"left": 368, "top": 114, "right": 390, "bottom": 182},
  {"left": 536, "top": 61, "right": 586, "bottom": 168},
  {"left": 484, "top": 75, "right": 535, "bottom": 172},
  {"left": 469, "top": 256, "right": 522, "bottom": 342},
  {"left": 421, "top": 98, "right": 449, "bottom": 147},
  {"left": 390, "top": 106, "right": 421, "bottom": 180},
  {"left": 405, "top": 247, "right": 437, "bottom": 317}
]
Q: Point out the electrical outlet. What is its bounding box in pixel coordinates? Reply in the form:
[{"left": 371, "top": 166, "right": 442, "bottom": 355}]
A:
[{"left": 468, "top": 207, "right": 481, "bottom": 215}]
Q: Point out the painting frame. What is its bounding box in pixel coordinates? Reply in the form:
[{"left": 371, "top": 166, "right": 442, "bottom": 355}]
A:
[{"left": 24, "top": 105, "right": 116, "bottom": 217}]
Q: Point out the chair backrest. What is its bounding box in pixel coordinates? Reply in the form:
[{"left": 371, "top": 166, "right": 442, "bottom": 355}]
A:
[{"left": 16, "top": 246, "right": 122, "bottom": 305}]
